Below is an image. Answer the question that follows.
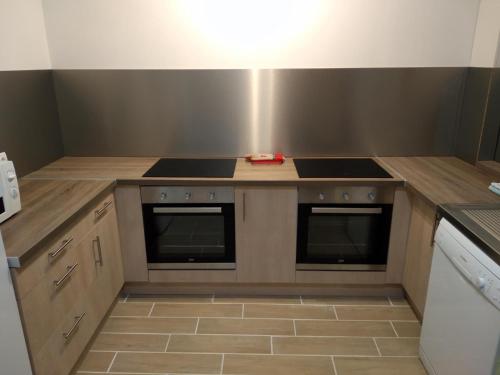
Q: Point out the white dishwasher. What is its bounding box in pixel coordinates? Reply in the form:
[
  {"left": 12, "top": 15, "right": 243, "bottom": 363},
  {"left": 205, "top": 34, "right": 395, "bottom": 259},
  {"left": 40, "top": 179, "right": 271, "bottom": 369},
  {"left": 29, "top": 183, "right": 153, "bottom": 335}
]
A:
[{"left": 420, "top": 216, "right": 500, "bottom": 375}]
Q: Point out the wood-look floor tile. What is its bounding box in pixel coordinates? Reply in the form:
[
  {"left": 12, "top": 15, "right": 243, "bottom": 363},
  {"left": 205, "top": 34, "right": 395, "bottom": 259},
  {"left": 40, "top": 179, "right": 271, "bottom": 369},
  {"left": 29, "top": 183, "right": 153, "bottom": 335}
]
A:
[
  {"left": 197, "top": 318, "right": 295, "bottom": 335},
  {"left": 168, "top": 334, "right": 271, "bottom": 354},
  {"left": 127, "top": 294, "right": 213, "bottom": 303},
  {"left": 302, "top": 296, "right": 390, "bottom": 306},
  {"left": 273, "top": 336, "right": 378, "bottom": 356},
  {"left": 214, "top": 295, "right": 301, "bottom": 304},
  {"left": 151, "top": 303, "right": 242, "bottom": 318},
  {"left": 334, "top": 357, "right": 427, "bottom": 375},
  {"left": 78, "top": 351, "right": 115, "bottom": 372},
  {"left": 336, "top": 306, "right": 417, "bottom": 321},
  {"left": 92, "top": 333, "right": 169, "bottom": 352},
  {"left": 110, "top": 352, "right": 222, "bottom": 374},
  {"left": 223, "top": 354, "right": 334, "bottom": 375},
  {"left": 375, "top": 338, "right": 419, "bottom": 356},
  {"left": 111, "top": 302, "right": 154, "bottom": 317},
  {"left": 295, "top": 320, "right": 396, "bottom": 337},
  {"left": 244, "top": 303, "right": 335, "bottom": 319},
  {"left": 391, "top": 321, "right": 421, "bottom": 337},
  {"left": 102, "top": 317, "right": 197, "bottom": 334}
]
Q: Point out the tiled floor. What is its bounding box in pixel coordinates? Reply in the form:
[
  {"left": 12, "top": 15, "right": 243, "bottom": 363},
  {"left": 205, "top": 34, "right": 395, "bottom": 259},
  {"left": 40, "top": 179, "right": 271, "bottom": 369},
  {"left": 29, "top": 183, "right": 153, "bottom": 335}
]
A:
[{"left": 75, "top": 295, "right": 427, "bottom": 375}]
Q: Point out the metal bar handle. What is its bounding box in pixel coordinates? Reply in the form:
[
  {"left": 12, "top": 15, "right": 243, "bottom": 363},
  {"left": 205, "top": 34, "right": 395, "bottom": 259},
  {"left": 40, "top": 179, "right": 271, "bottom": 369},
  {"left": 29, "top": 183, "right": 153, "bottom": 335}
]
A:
[
  {"left": 54, "top": 263, "right": 78, "bottom": 288},
  {"left": 242, "top": 192, "right": 246, "bottom": 221},
  {"left": 311, "top": 207, "right": 382, "bottom": 214},
  {"left": 95, "top": 201, "right": 112, "bottom": 218},
  {"left": 153, "top": 207, "right": 222, "bottom": 214},
  {"left": 93, "top": 236, "right": 103, "bottom": 266},
  {"left": 62, "top": 312, "right": 86, "bottom": 340},
  {"left": 48, "top": 238, "right": 73, "bottom": 260}
]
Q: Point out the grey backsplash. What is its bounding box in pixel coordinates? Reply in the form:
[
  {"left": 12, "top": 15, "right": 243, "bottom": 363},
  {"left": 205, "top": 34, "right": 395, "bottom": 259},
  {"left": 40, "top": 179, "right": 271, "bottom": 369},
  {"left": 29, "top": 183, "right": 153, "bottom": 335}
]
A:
[
  {"left": 2, "top": 68, "right": 495, "bottom": 173},
  {"left": 53, "top": 69, "right": 467, "bottom": 157},
  {"left": 0, "top": 70, "right": 63, "bottom": 176}
]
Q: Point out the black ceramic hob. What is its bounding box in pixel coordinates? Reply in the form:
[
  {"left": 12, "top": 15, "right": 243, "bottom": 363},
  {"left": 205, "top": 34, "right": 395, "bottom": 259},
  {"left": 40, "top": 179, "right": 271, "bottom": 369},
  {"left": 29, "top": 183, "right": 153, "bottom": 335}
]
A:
[
  {"left": 293, "top": 158, "right": 392, "bottom": 178},
  {"left": 143, "top": 158, "right": 237, "bottom": 178}
]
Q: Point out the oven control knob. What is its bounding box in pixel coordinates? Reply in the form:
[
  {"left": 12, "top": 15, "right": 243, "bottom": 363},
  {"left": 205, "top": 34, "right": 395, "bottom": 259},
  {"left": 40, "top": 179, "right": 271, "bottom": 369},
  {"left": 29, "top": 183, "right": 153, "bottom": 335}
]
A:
[
  {"left": 342, "top": 192, "right": 350, "bottom": 201},
  {"left": 319, "top": 193, "right": 325, "bottom": 201},
  {"left": 185, "top": 192, "right": 192, "bottom": 200},
  {"left": 160, "top": 192, "right": 167, "bottom": 201},
  {"left": 368, "top": 192, "right": 376, "bottom": 201},
  {"left": 209, "top": 192, "right": 216, "bottom": 201}
]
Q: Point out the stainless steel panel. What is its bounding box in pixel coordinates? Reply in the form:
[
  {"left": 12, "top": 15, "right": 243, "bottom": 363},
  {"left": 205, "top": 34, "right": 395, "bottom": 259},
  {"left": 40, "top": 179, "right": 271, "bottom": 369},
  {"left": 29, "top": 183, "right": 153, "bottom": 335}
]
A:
[
  {"left": 296, "top": 264, "right": 386, "bottom": 271},
  {"left": 311, "top": 207, "right": 382, "bottom": 214},
  {"left": 153, "top": 207, "right": 222, "bottom": 214},
  {"left": 148, "top": 263, "right": 236, "bottom": 270},
  {"left": 141, "top": 186, "right": 234, "bottom": 203},
  {"left": 0, "top": 70, "right": 63, "bottom": 176},
  {"left": 298, "top": 186, "right": 394, "bottom": 204},
  {"left": 53, "top": 68, "right": 466, "bottom": 157}
]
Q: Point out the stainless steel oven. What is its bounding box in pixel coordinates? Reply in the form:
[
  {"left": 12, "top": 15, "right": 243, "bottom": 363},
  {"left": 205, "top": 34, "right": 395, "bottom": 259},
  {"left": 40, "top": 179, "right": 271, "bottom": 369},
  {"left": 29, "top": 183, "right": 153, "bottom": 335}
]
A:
[
  {"left": 141, "top": 186, "right": 235, "bottom": 270},
  {"left": 297, "top": 186, "right": 394, "bottom": 271}
]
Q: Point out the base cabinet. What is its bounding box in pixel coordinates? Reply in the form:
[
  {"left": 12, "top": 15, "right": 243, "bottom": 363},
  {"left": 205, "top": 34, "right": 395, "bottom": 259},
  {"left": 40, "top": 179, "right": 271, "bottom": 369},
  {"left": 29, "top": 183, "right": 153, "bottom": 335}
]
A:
[
  {"left": 402, "top": 194, "right": 437, "bottom": 317},
  {"left": 12, "top": 193, "right": 124, "bottom": 375},
  {"left": 235, "top": 186, "right": 297, "bottom": 283}
]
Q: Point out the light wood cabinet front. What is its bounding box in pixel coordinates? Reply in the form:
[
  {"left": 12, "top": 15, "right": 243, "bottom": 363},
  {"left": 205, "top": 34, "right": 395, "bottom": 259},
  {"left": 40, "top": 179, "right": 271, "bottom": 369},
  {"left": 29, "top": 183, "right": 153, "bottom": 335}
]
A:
[
  {"left": 402, "top": 195, "right": 437, "bottom": 317},
  {"left": 235, "top": 187, "right": 298, "bottom": 283}
]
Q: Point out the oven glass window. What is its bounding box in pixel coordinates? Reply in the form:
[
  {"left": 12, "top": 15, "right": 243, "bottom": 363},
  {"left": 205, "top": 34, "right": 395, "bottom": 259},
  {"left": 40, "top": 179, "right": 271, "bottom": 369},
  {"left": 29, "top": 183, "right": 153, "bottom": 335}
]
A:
[
  {"left": 143, "top": 204, "right": 235, "bottom": 264},
  {"left": 297, "top": 205, "right": 392, "bottom": 266}
]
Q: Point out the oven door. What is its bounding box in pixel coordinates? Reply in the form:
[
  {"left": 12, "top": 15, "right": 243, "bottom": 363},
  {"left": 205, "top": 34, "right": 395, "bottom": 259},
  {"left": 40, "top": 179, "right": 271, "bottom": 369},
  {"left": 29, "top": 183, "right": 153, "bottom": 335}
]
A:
[
  {"left": 143, "top": 204, "right": 235, "bottom": 269},
  {"left": 297, "top": 204, "right": 392, "bottom": 271}
]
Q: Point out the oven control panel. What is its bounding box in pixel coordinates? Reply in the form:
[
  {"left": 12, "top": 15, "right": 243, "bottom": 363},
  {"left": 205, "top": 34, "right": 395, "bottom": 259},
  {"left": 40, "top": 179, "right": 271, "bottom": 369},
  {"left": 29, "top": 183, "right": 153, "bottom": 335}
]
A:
[
  {"left": 141, "top": 186, "right": 235, "bottom": 204},
  {"left": 298, "top": 186, "right": 394, "bottom": 204}
]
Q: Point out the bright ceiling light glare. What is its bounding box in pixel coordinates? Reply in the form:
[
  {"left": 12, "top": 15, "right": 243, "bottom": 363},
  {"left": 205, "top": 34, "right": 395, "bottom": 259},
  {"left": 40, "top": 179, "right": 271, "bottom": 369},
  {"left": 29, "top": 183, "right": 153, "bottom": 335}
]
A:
[{"left": 176, "top": 0, "right": 322, "bottom": 55}]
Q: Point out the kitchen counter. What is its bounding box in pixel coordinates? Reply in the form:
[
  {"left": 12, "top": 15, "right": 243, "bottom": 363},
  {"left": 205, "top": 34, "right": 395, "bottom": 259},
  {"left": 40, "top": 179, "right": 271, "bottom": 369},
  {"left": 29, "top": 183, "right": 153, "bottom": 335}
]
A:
[
  {"left": 0, "top": 178, "right": 115, "bottom": 266},
  {"left": 25, "top": 156, "right": 404, "bottom": 185},
  {"left": 377, "top": 157, "right": 500, "bottom": 207}
]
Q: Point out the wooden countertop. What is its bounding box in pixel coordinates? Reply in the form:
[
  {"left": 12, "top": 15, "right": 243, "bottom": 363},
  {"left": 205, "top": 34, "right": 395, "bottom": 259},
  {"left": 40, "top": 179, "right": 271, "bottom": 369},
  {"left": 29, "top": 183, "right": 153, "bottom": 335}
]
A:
[
  {"left": 377, "top": 157, "right": 500, "bottom": 207},
  {"left": 0, "top": 179, "right": 115, "bottom": 266},
  {"left": 477, "top": 160, "right": 500, "bottom": 178},
  {"left": 25, "top": 156, "right": 403, "bottom": 185}
]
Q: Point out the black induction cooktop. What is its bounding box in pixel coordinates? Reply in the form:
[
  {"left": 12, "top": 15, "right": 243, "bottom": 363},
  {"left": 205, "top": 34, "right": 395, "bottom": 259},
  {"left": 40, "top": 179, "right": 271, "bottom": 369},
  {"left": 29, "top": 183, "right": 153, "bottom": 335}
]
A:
[
  {"left": 143, "top": 158, "right": 237, "bottom": 178},
  {"left": 293, "top": 158, "right": 392, "bottom": 178}
]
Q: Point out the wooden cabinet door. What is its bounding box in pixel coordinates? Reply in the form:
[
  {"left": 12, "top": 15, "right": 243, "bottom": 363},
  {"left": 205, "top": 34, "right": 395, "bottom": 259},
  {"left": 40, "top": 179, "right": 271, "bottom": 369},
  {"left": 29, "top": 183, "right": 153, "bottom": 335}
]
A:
[
  {"left": 93, "top": 204, "right": 124, "bottom": 302},
  {"left": 402, "top": 195, "right": 437, "bottom": 317},
  {"left": 235, "top": 186, "right": 297, "bottom": 283}
]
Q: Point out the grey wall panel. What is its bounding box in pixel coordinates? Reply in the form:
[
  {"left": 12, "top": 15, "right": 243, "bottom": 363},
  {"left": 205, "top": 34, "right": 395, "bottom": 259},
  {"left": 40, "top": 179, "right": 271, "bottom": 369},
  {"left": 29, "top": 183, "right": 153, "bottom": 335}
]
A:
[
  {"left": 54, "top": 69, "right": 466, "bottom": 157},
  {"left": 0, "top": 70, "right": 63, "bottom": 176},
  {"left": 454, "top": 68, "right": 492, "bottom": 164},
  {"left": 478, "top": 68, "right": 500, "bottom": 161}
]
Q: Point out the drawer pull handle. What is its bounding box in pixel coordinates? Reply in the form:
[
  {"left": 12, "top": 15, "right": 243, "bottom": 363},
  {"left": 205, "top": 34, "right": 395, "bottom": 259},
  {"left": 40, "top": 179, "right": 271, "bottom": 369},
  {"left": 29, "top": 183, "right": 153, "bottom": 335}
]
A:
[
  {"left": 49, "top": 238, "right": 74, "bottom": 260},
  {"left": 54, "top": 263, "right": 78, "bottom": 288},
  {"left": 62, "top": 312, "right": 86, "bottom": 340},
  {"left": 95, "top": 201, "right": 112, "bottom": 219},
  {"left": 93, "top": 236, "right": 103, "bottom": 266}
]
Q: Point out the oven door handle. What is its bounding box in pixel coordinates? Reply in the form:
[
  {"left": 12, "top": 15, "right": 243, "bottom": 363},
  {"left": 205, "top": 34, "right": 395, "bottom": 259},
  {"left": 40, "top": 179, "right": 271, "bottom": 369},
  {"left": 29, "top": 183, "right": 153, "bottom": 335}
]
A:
[
  {"left": 311, "top": 207, "right": 382, "bottom": 214},
  {"left": 153, "top": 207, "right": 223, "bottom": 214}
]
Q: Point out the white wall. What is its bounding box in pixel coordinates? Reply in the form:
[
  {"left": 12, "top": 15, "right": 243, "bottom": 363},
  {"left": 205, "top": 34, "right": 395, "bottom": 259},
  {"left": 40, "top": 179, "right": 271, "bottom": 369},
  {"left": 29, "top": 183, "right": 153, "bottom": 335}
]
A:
[
  {"left": 43, "top": 0, "right": 480, "bottom": 69},
  {"left": 470, "top": 0, "right": 500, "bottom": 67},
  {"left": 0, "top": 0, "right": 51, "bottom": 70}
]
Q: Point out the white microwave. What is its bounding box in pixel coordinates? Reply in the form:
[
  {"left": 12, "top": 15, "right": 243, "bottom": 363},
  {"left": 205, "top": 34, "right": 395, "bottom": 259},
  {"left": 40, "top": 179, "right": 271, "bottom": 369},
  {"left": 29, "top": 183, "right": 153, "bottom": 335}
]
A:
[{"left": 0, "top": 154, "right": 21, "bottom": 224}]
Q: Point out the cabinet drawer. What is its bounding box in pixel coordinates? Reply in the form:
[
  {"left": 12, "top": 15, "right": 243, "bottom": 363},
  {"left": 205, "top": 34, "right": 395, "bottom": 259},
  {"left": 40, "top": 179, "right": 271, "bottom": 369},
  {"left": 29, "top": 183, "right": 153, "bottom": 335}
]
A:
[
  {"left": 12, "top": 217, "right": 92, "bottom": 299},
  {"left": 32, "top": 279, "right": 103, "bottom": 375},
  {"left": 18, "top": 227, "right": 98, "bottom": 356}
]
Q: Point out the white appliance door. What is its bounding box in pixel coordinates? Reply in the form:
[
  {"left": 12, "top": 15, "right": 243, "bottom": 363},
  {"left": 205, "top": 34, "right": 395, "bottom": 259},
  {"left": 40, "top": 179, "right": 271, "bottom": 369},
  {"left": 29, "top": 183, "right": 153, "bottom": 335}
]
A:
[
  {"left": 420, "top": 227, "right": 500, "bottom": 375},
  {"left": 0, "top": 232, "right": 32, "bottom": 374}
]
